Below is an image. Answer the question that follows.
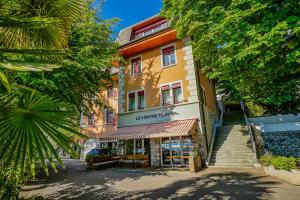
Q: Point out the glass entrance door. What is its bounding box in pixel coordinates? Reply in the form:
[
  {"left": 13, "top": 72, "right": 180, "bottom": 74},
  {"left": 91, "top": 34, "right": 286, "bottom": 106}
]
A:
[
  {"left": 160, "top": 137, "right": 193, "bottom": 167},
  {"left": 170, "top": 138, "right": 181, "bottom": 166},
  {"left": 161, "top": 138, "right": 171, "bottom": 165}
]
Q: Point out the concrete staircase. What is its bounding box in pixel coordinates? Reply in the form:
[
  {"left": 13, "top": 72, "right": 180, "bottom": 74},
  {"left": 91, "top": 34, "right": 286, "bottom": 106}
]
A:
[{"left": 209, "top": 111, "right": 255, "bottom": 167}]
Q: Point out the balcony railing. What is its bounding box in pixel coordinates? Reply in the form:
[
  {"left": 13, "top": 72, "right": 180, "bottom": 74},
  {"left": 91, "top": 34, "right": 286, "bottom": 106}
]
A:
[{"left": 133, "top": 20, "right": 170, "bottom": 40}]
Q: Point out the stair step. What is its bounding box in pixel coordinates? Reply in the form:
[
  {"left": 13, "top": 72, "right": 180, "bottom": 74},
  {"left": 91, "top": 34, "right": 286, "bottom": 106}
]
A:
[
  {"left": 211, "top": 153, "right": 254, "bottom": 157},
  {"left": 210, "top": 160, "right": 253, "bottom": 164},
  {"left": 210, "top": 163, "right": 254, "bottom": 167}
]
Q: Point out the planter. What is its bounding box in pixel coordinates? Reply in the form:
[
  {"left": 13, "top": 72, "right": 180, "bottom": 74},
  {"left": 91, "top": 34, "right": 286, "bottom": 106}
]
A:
[
  {"left": 189, "top": 155, "right": 202, "bottom": 173},
  {"left": 263, "top": 166, "right": 300, "bottom": 185}
]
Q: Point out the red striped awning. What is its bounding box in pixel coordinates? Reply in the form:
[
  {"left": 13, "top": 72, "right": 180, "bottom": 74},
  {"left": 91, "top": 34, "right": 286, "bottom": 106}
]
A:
[{"left": 99, "top": 119, "right": 197, "bottom": 140}]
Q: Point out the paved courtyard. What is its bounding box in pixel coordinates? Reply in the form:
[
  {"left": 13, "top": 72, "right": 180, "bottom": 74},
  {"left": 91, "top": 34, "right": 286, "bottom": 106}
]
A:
[{"left": 20, "top": 159, "right": 299, "bottom": 200}]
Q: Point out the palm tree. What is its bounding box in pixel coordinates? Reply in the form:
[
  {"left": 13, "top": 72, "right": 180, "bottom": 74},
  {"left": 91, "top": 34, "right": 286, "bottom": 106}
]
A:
[{"left": 0, "top": 0, "right": 87, "bottom": 175}]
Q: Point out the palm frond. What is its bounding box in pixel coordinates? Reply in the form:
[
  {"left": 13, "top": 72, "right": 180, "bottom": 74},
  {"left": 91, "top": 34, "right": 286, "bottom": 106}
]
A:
[
  {"left": 0, "top": 91, "right": 87, "bottom": 174},
  {"left": 0, "top": 71, "right": 11, "bottom": 92},
  {"left": 0, "top": 60, "right": 62, "bottom": 72},
  {"left": 0, "top": 16, "right": 62, "bottom": 29}
]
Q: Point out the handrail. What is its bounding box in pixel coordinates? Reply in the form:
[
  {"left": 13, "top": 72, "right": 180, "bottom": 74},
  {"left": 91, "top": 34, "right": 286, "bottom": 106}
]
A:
[
  {"left": 240, "top": 102, "right": 258, "bottom": 163},
  {"left": 206, "top": 107, "right": 224, "bottom": 166}
]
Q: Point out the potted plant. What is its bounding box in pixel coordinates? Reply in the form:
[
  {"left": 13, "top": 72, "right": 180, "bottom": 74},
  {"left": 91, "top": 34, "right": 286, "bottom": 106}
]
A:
[{"left": 189, "top": 150, "right": 202, "bottom": 173}]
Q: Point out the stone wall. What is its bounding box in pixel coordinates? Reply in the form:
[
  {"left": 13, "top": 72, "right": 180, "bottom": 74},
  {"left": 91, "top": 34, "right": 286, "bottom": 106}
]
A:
[{"left": 262, "top": 131, "right": 300, "bottom": 158}]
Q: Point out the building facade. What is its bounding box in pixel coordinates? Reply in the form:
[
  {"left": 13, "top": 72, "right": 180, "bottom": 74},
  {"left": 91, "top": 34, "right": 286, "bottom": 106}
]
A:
[{"left": 81, "top": 15, "right": 219, "bottom": 167}]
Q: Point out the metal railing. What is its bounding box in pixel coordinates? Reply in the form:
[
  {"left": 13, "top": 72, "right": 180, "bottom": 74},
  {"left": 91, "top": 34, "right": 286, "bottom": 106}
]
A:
[
  {"left": 240, "top": 102, "right": 258, "bottom": 163},
  {"left": 206, "top": 106, "right": 224, "bottom": 166}
]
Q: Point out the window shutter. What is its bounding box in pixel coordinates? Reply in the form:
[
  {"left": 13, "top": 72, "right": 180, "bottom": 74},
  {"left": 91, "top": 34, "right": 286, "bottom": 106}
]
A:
[
  {"left": 138, "top": 90, "right": 144, "bottom": 96},
  {"left": 162, "top": 46, "right": 174, "bottom": 54},
  {"left": 161, "top": 85, "right": 170, "bottom": 91},
  {"left": 129, "top": 93, "right": 135, "bottom": 98},
  {"left": 172, "top": 82, "right": 181, "bottom": 89}
]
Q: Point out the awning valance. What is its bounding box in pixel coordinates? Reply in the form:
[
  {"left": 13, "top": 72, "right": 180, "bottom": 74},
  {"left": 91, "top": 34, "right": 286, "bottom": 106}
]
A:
[{"left": 98, "top": 119, "right": 197, "bottom": 140}]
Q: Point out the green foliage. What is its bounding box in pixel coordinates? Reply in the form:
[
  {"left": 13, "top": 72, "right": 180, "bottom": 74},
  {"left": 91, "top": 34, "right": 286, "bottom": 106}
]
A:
[
  {"left": 0, "top": 90, "right": 87, "bottom": 175},
  {"left": 0, "top": 0, "right": 85, "bottom": 49},
  {"left": 162, "top": 0, "right": 300, "bottom": 114},
  {"left": 271, "top": 156, "right": 297, "bottom": 171},
  {"left": 260, "top": 154, "right": 273, "bottom": 166},
  {"left": 12, "top": 3, "right": 121, "bottom": 113},
  {"left": 0, "top": 162, "right": 33, "bottom": 200},
  {"left": 260, "top": 155, "right": 297, "bottom": 171}
]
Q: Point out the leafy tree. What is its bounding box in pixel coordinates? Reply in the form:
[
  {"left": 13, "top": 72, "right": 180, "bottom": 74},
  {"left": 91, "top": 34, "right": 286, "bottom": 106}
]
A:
[
  {"left": 12, "top": 4, "right": 121, "bottom": 113},
  {"left": 162, "top": 0, "right": 300, "bottom": 114},
  {"left": 0, "top": 0, "right": 91, "bottom": 198}
]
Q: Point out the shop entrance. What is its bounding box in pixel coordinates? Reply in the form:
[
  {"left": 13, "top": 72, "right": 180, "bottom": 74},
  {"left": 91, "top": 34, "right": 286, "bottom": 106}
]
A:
[{"left": 161, "top": 136, "right": 192, "bottom": 167}]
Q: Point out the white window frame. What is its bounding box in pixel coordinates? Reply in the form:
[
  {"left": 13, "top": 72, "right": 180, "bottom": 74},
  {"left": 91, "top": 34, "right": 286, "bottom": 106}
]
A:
[
  {"left": 160, "top": 43, "right": 177, "bottom": 68},
  {"left": 105, "top": 108, "right": 114, "bottom": 124},
  {"left": 130, "top": 55, "right": 142, "bottom": 77},
  {"left": 127, "top": 89, "right": 146, "bottom": 112},
  {"left": 160, "top": 80, "right": 183, "bottom": 106}
]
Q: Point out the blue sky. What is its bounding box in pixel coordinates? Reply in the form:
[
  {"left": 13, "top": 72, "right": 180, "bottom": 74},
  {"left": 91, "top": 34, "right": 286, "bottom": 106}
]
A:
[{"left": 99, "top": 0, "right": 163, "bottom": 34}]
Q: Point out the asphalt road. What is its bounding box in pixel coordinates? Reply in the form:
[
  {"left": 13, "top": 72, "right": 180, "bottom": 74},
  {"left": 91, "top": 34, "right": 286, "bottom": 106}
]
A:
[{"left": 20, "top": 159, "right": 300, "bottom": 200}]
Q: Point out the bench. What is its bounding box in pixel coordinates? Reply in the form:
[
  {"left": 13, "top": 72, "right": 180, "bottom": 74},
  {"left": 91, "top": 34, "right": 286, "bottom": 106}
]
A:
[
  {"left": 119, "top": 154, "right": 149, "bottom": 168},
  {"left": 91, "top": 160, "right": 119, "bottom": 170}
]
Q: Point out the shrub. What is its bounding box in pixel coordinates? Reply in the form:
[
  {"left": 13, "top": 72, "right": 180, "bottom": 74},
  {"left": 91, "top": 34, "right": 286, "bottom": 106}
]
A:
[
  {"left": 271, "top": 156, "right": 297, "bottom": 171},
  {"left": 260, "top": 154, "right": 297, "bottom": 171},
  {"left": 260, "top": 154, "right": 273, "bottom": 166}
]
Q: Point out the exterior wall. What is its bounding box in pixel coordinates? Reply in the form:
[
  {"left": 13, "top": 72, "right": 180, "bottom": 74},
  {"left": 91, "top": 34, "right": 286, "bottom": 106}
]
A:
[
  {"left": 81, "top": 80, "right": 119, "bottom": 139},
  {"left": 121, "top": 39, "right": 191, "bottom": 112},
  {"left": 118, "top": 102, "right": 200, "bottom": 127},
  {"left": 150, "top": 139, "right": 161, "bottom": 166},
  {"left": 198, "top": 72, "right": 218, "bottom": 115}
]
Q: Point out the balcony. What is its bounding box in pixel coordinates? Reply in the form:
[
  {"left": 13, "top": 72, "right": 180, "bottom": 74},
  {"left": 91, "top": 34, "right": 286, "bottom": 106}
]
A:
[{"left": 132, "top": 20, "right": 170, "bottom": 40}]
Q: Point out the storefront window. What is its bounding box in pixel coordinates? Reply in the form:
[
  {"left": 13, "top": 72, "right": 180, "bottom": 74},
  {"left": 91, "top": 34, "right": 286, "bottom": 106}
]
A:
[
  {"left": 170, "top": 137, "right": 181, "bottom": 166},
  {"left": 161, "top": 136, "right": 193, "bottom": 167},
  {"left": 126, "top": 140, "right": 134, "bottom": 154},
  {"left": 136, "top": 139, "right": 144, "bottom": 154},
  {"left": 161, "top": 138, "right": 171, "bottom": 165},
  {"left": 182, "top": 137, "right": 192, "bottom": 166},
  {"left": 117, "top": 140, "right": 125, "bottom": 155}
]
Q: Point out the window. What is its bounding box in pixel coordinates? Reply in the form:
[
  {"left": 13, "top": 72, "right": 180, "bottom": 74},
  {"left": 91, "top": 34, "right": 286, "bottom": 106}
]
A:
[
  {"left": 137, "top": 91, "right": 145, "bottom": 110},
  {"left": 161, "top": 85, "right": 171, "bottom": 106},
  {"left": 131, "top": 57, "right": 142, "bottom": 76},
  {"left": 88, "top": 113, "right": 95, "bottom": 126},
  {"left": 161, "top": 82, "right": 183, "bottom": 106},
  {"left": 106, "top": 109, "right": 114, "bottom": 124},
  {"left": 162, "top": 46, "right": 176, "bottom": 67},
  {"left": 107, "top": 86, "right": 114, "bottom": 98},
  {"left": 128, "top": 92, "right": 136, "bottom": 111},
  {"left": 172, "top": 83, "right": 183, "bottom": 104},
  {"left": 135, "top": 139, "right": 144, "bottom": 154},
  {"left": 128, "top": 90, "right": 145, "bottom": 111}
]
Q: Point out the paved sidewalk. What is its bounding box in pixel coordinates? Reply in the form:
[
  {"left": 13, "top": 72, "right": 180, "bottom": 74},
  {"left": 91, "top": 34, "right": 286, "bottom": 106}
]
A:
[{"left": 20, "top": 159, "right": 300, "bottom": 200}]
